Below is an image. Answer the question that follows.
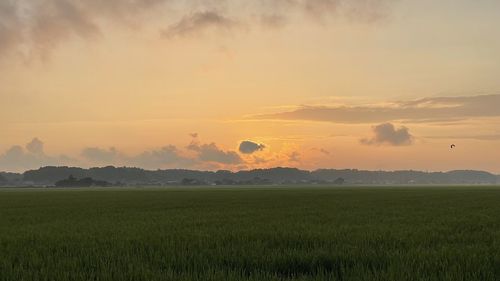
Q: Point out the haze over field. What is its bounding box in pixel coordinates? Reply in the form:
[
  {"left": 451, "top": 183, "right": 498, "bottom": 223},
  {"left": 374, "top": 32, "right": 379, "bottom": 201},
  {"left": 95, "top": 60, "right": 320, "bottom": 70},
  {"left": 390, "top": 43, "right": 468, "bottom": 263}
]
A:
[{"left": 1, "top": 0, "right": 500, "bottom": 173}]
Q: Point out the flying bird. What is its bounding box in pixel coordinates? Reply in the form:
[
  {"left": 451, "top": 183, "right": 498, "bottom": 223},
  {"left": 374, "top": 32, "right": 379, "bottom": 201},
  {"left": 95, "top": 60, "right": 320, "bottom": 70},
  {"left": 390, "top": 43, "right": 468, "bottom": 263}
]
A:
[{"left": 450, "top": 144, "right": 456, "bottom": 149}]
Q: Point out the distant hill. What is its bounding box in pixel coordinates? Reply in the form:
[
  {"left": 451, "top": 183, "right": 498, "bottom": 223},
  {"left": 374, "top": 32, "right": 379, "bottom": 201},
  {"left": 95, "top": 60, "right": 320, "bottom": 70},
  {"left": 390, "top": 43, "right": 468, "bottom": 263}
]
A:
[
  {"left": 0, "top": 172, "right": 24, "bottom": 186},
  {"left": 7, "top": 166, "right": 498, "bottom": 187},
  {"left": 0, "top": 174, "right": 7, "bottom": 186},
  {"left": 311, "top": 169, "right": 498, "bottom": 185}
]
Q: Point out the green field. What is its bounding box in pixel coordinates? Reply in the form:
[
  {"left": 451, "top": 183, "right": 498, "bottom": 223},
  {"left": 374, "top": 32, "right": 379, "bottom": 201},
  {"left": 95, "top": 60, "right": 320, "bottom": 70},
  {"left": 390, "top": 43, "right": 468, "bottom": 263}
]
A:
[{"left": 1, "top": 186, "right": 500, "bottom": 281}]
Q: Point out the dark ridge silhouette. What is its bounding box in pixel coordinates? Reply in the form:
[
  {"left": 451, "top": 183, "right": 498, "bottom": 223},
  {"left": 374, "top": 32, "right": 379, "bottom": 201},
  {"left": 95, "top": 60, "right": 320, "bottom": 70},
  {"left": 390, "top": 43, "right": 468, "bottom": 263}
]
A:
[{"left": 5, "top": 166, "right": 497, "bottom": 187}]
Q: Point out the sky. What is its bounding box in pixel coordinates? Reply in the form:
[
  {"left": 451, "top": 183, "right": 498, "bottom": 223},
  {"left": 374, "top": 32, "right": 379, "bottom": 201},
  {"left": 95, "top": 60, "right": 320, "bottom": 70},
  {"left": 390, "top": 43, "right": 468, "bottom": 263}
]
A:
[{"left": 1, "top": 0, "right": 500, "bottom": 173}]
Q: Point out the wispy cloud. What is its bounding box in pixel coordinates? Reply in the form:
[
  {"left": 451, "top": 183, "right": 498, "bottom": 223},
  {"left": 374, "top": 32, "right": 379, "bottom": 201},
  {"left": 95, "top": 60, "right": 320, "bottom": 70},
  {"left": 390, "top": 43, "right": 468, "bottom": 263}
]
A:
[
  {"left": 425, "top": 134, "right": 500, "bottom": 141},
  {"left": 0, "top": 1, "right": 22, "bottom": 55},
  {"left": 0, "top": 0, "right": 168, "bottom": 60},
  {"left": 266, "top": 0, "right": 393, "bottom": 24},
  {"left": 0, "top": 0, "right": 394, "bottom": 61},
  {"left": 259, "top": 14, "right": 288, "bottom": 28},
  {"left": 162, "top": 11, "right": 239, "bottom": 38},
  {"left": 251, "top": 95, "right": 500, "bottom": 124},
  {"left": 311, "top": 147, "right": 331, "bottom": 155}
]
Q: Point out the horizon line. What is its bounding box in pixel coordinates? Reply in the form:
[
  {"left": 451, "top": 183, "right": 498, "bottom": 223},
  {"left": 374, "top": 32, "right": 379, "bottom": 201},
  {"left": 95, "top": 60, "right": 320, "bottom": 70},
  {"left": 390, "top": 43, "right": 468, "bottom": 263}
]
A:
[{"left": 4, "top": 165, "right": 498, "bottom": 176}]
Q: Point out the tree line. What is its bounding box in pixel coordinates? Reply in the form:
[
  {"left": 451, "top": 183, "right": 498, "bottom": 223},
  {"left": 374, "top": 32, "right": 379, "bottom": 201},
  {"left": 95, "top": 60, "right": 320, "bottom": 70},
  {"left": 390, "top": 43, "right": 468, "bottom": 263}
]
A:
[{"left": 0, "top": 166, "right": 496, "bottom": 187}]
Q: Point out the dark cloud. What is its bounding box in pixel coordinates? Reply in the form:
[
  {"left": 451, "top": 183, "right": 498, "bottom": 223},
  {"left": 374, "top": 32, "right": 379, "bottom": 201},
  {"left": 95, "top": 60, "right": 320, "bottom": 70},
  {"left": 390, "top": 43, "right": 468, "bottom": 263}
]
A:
[
  {"left": 361, "top": 123, "right": 413, "bottom": 146},
  {"left": 252, "top": 95, "right": 500, "bottom": 124},
  {"left": 188, "top": 141, "right": 242, "bottom": 164},
  {"left": 162, "top": 11, "right": 238, "bottom": 38},
  {"left": 239, "top": 140, "right": 266, "bottom": 154}
]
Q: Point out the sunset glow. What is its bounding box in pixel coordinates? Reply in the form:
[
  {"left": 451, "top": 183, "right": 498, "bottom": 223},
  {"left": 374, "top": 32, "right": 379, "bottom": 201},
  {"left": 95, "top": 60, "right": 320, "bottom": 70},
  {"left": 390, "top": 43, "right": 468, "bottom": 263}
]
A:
[{"left": 1, "top": 0, "right": 500, "bottom": 172}]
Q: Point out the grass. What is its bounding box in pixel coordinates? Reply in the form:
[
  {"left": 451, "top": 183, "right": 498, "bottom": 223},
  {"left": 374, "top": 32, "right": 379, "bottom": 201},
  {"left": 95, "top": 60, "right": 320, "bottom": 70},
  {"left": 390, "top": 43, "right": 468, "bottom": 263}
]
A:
[{"left": 1, "top": 186, "right": 500, "bottom": 281}]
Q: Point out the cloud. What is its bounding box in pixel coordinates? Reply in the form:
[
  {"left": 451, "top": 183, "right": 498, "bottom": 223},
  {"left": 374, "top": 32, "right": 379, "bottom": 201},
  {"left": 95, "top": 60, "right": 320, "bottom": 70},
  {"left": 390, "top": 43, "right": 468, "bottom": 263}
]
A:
[
  {"left": 81, "top": 147, "right": 120, "bottom": 164},
  {"left": 25, "top": 138, "right": 45, "bottom": 155},
  {"left": 0, "top": 0, "right": 168, "bottom": 60},
  {"left": 162, "top": 11, "right": 239, "bottom": 38},
  {"left": 239, "top": 140, "right": 266, "bottom": 154},
  {"left": 312, "top": 147, "right": 330, "bottom": 155},
  {"left": 188, "top": 141, "right": 242, "bottom": 164},
  {"left": 130, "top": 145, "right": 195, "bottom": 169},
  {"left": 0, "top": 1, "right": 21, "bottom": 56},
  {"left": 361, "top": 123, "right": 413, "bottom": 146},
  {"left": 253, "top": 156, "right": 270, "bottom": 164},
  {"left": 303, "top": 0, "right": 340, "bottom": 17},
  {"left": 259, "top": 14, "right": 288, "bottom": 28},
  {"left": 0, "top": 0, "right": 394, "bottom": 61},
  {"left": 85, "top": 140, "right": 247, "bottom": 168},
  {"left": 251, "top": 95, "right": 500, "bottom": 124},
  {"left": 339, "top": 0, "right": 393, "bottom": 23},
  {"left": 29, "top": 0, "right": 101, "bottom": 59},
  {"left": 0, "top": 138, "right": 249, "bottom": 171},
  {"left": 272, "top": 0, "right": 392, "bottom": 23},
  {"left": 0, "top": 138, "right": 76, "bottom": 172},
  {"left": 288, "top": 151, "right": 301, "bottom": 162},
  {"left": 425, "top": 134, "right": 500, "bottom": 141},
  {"left": 319, "top": 148, "right": 330, "bottom": 155},
  {"left": 80, "top": 145, "right": 196, "bottom": 169}
]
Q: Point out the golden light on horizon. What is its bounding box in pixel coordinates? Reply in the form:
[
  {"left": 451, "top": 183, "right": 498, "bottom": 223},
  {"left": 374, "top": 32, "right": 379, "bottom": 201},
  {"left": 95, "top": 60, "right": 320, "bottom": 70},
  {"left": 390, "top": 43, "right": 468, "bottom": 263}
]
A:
[{"left": 1, "top": 0, "right": 500, "bottom": 173}]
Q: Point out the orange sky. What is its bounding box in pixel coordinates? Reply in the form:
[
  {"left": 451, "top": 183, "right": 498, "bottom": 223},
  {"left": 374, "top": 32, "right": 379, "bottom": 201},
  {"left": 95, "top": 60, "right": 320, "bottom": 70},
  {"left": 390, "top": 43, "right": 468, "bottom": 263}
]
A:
[{"left": 1, "top": 0, "right": 500, "bottom": 173}]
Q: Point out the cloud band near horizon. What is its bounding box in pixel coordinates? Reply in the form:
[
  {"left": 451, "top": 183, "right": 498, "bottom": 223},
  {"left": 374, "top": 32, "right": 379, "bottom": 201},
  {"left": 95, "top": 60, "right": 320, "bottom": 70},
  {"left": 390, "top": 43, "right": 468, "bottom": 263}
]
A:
[{"left": 249, "top": 95, "right": 500, "bottom": 124}]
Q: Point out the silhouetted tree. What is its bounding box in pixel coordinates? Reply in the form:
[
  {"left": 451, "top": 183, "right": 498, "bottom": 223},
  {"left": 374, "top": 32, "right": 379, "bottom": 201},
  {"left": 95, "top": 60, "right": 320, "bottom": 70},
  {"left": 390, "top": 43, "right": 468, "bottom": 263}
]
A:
[
  {"left": 333, "top": 177, "right": 345, "bottom": 185},
  {"left": 55, "top": 175, "right": 110, "bottom": 187},
  {"left": 16, "top": 166, "right": 499, "bottom": 186}
]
